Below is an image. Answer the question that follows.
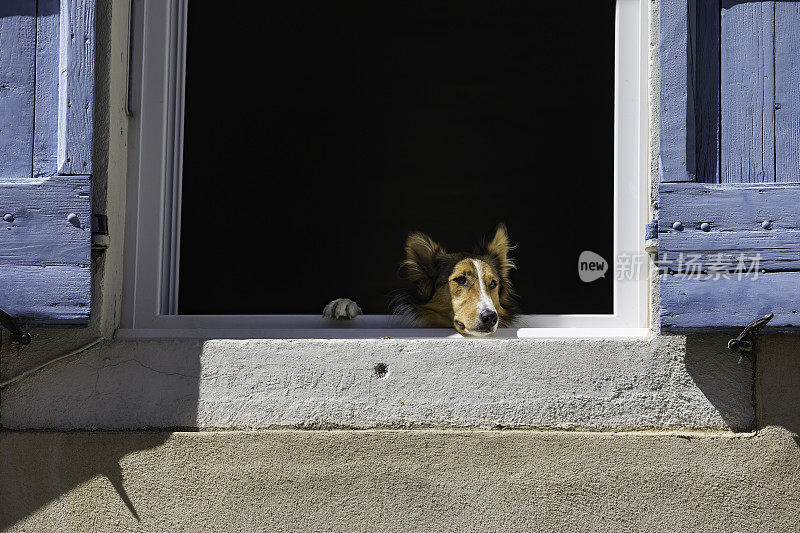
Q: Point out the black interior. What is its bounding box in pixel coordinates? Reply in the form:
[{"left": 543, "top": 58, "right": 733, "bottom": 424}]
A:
[{"left": 179, "top": 1, "right": 616, "bottom": 315}]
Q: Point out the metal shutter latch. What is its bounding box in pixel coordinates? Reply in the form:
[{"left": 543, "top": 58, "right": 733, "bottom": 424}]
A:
[
  {"left": 728, "top": 313, "right": 774, "bottom": 363},
  {"left": 0, "top": 308, "right": 32, "bottom": 345}
]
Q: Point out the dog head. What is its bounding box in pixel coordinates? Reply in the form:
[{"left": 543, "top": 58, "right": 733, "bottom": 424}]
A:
[{"left": 401, "top": 224, "right": 519, "bottom": 336}]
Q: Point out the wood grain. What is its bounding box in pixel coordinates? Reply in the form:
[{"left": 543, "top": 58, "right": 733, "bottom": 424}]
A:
[
  {"left": 661, "top": 272, "right": 799, "bottom": 328},
  {"left": 0, "top": 0, "right": 94, "bottom": 324},
  {"left": 33, "top": 0, "right": 60, "bottom": 177},
  {"left": 0, "top": 1, "right": 36, "bottom": 179},
  {"left": 688, "top": 0, "right": 720, "bottom": 183},
  {"left": 0, "top": 175, "right": 91, "bottom": 265},
  {"left": 659, "top": 182, "right": 800, "bottom": 327},
  {"left": 659, "top": 182, "right": 800, "bottom": 272},
  {"left": 720, "top": 1, "right": 775, "bottom": 183},
  {"left": 0, "top": 265, "right": 90, "bottom": 323},
  {"left": 659, "top": 232, "right": 800, "bottom": 273},
  {"left": 659, "top": 0, "right": 694, "bottom": 182},
  {"left": 0, "top": 175, "right": 91, "bottom": 323},
  {"left": 57, "top": 0, "right": 95, "bottom": 175},
  {"left": 659, "top": 0, "right": 800, "bottom": 328},
  {"left": 775, "top": 2, "right": 800, "bottom": 182},
  {"left": 659, "top": 182, "right": 800, "bottom": 233}
]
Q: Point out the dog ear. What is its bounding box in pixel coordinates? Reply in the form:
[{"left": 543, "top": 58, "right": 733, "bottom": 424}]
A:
[
  {"left": 403, "top": 232, "right": 446, "bottom": 301},
  {"left": 485, "top": 223, "right": 516, "bottom": 280},
  {"left": 484, "top": 224, "right": 520, "bottom": 316}
]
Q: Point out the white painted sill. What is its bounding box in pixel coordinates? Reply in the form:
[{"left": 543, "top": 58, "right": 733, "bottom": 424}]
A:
[{"left": 115, "top": 326, "right": 652, "bottom": 340}]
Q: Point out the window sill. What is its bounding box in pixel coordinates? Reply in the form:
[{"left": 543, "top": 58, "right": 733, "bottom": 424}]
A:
[
  {"left": 3, "top": 331, "right": 754, "bottom": 431},
  {"left": 115, "top": 327, "right": 652, "bottom": 340}
]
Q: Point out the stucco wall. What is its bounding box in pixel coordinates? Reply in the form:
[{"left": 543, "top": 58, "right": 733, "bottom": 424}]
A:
[{"left": 3, "top": 428, "right": 800, "bottom": 533}]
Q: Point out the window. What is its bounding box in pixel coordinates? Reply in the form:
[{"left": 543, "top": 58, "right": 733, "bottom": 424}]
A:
[{"left": 122, "top": 0, "right": 648, "bottom": 337}]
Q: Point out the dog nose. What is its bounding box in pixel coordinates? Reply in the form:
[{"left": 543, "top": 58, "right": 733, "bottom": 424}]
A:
[{"left": 479, "top": 310, "right": 498, "bottom": 327}]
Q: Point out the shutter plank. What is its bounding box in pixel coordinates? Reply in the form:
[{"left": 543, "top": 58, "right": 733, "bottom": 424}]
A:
[
  {"left": 775, "top": 3, "right": 800, "bottom": 182},
  {"left": 720, "top": 1, "right": 775, "bottom": 183},
  {"left": 0, "top": 175, "right": 91, "bottom": 323},
  {"left": 659, "top": 0, "right": 694, "bottom": 182},
  {"left": 659, "top": 182, "right": 800, "bottom": 232},
  {"left": 33, "top": 0, "right": 60, "bottom": 177},
  {"left": 0, "top": 265, "right": 89, "bottom": 322},
  {"left": 660, "top": 232, "right": 800, "bottom": 273},
  {"left": 688, "top": 0, "right": 720, "bottom": 183},
  {"left": 0, "top": 175, "right": 90, "bottom": 265},
  {"left": 661, "top": 272, "right": 799, "bottom": 328},
  {"left": 0, "top": 1, "right": 36, "bottom": 179},
  {"left": 57, "top": 0, "right": 95, "bottom": 175},
  {"left": 659, "top": 182, "right": 800, "bottom": 328},
  {"left": 659, "top": 182, "right": 800, "bottom": 274}
]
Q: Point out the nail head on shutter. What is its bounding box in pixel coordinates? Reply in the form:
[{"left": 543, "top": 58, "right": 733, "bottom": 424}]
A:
[
  {"left": 67, "top": 213, "right": 80, "bottom": 227},
  {"left": 700, "top": 222, "right": 710, "bottom": 232},
  {"left": 672, "top": 221, "right": 683, "bottom": 231},
  {"left": 3, "top": 214, "right": 13, "bottom": 223},
  {"left": 761, "top": 220, "right": 772, "bottom": 230}
]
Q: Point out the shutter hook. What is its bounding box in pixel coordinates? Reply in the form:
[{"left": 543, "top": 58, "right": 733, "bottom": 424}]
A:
[
  {"left": 0, "top": 308, "right": 31, "bottom": 345},
  {"left": 728, "top": 313, "right": 773, "bottom": 364}
]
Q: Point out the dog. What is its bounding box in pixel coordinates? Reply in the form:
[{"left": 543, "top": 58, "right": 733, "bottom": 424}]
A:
[{"left": 323, "top": 224, "right": 520, "bottom": 336}]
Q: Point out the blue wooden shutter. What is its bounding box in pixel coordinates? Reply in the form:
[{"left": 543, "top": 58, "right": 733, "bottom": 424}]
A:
[
  {"left": 660, "top": 0, "right": 800, "bottom": 328},
  {"left": 0, "top": 0, "right": 94, "bottom": 325}
]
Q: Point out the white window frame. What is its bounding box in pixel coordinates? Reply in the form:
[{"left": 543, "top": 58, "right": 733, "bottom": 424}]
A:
[{"left": 121, "top": 0, "right": 650, "bottom": 339}]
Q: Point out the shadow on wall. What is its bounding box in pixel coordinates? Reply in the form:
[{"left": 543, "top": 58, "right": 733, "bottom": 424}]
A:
[
  {"left": 685, "top": 334, "right": 800, "bottom": 437},
  {"left": 0, "top": 432, "right": 174, "bottom": 527},
  {"left": 0, "top": 339, "right": 203, "bottom": 530},
  {"left": 756, "top": 335, "right": 800, "bottom": 437},
  {"left": 0, "top": 0, "right": 193, "bottom": 528},
  {"left": 684, "top": 335, "right": 755, "bottom": 431}
]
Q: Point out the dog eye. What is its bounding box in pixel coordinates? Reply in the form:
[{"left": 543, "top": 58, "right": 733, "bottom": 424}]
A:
[
  {"left": 453, "top": 276, "right": 467, "bottom": 286},
  {"left": 489, "top": 280, "right": 498, "bottom": 289}
]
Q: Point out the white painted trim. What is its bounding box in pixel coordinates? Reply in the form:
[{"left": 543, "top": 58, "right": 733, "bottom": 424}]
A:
[
  {"left": 115, "top": 327, "right": 652, "bottom": 340},
  {"left": 162, "top": 0, "right": 187, "bottom": 315},
  {"left": 123, "top": 0, "right": 650, "bottom": 336}
]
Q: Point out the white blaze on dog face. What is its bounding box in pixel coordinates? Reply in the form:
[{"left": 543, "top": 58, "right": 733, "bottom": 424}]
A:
[{"left": 448, "top": 258, "right": 500, "bottom": 336}]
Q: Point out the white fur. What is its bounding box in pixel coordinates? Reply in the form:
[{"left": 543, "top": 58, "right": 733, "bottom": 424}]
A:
[
  {"left": 323, "top": 298, "right": 362, "bottom": 319},
  {"left": 471, "top": 259, "right": 497, "bottom": 316}
]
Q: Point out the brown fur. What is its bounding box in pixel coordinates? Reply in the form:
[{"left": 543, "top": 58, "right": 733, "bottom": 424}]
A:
[{"left": 397, "top": 224, "right": 520, "bottom": 334}]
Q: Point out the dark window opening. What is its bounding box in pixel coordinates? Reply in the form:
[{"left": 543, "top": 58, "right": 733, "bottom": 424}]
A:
[{"left": 179, "top": 2, "right": 615, "bottom": 316}]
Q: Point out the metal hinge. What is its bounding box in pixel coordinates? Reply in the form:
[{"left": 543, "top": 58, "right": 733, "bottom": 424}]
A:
[
  {"left": 92, "top": 213, "right": 110, "bottom": 251},
  {"left": 728, "top": 313, "right": 774, "bottom": 364},
  {"left": 0, "top": 308, "right": 31, "bottom": 345}
]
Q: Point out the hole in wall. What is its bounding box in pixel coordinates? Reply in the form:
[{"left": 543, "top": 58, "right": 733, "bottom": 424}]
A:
[{"left": 374, "top": 363, "right": 389, "bottom": 379}]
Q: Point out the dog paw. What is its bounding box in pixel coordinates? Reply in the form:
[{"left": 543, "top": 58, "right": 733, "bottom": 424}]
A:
[{"left": 323, "top": 298, "right": 363, "bottom": 320}]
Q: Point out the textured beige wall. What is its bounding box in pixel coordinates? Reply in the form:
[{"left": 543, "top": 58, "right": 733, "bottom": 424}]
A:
[
  {"left": 3, "top": 429, "right": 800, "bottom": 533},
  {"left": 757, "top": 336, "right": 800, "bottom": 435}
]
